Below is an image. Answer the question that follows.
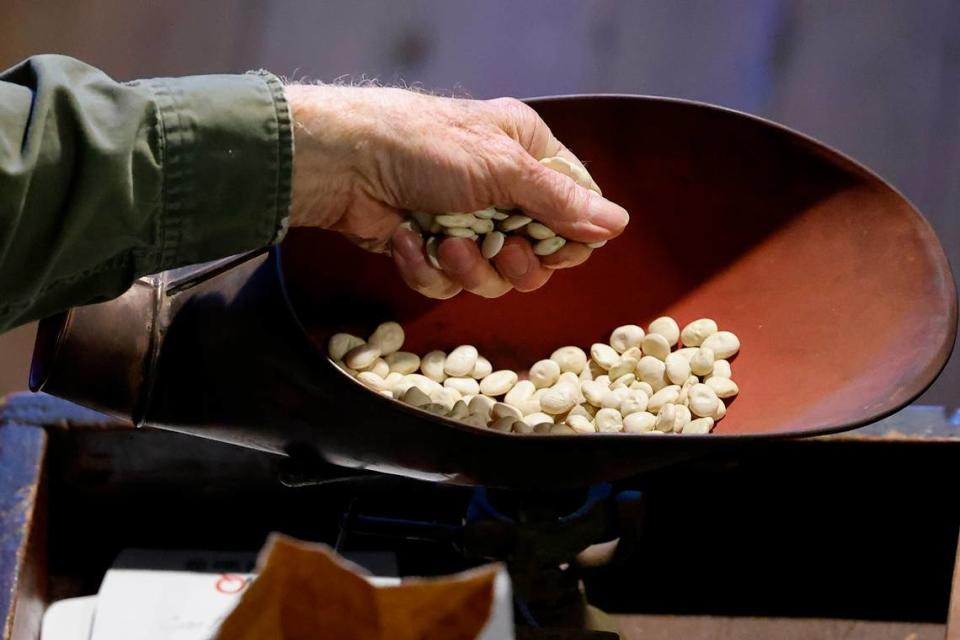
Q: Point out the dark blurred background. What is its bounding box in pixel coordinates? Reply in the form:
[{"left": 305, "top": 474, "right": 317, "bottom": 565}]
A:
[{"left": 1, "top": 0, "right": 957, "bottom": 405}]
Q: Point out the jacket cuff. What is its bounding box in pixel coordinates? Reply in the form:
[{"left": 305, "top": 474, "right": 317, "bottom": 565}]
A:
[{"left": 142, "top": 70, "right": 293, "bottom": 270}]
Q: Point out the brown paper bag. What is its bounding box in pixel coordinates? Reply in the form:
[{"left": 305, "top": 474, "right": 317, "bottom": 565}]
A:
[{"left": 215, "top": 534, "right": 498, "bottom": 640}]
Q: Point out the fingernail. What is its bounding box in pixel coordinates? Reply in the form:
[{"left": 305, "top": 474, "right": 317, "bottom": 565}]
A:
[
  {"left": 499, "top": 243, "right": 530, "bottom": 279},
  {"left": 589, "top": 191, "right": 629, "bottom": 230},
  {"left": 392, "top": 226, "right": 422, "bottom": 261},
  {"left": 438, "top": 239, "right": 474, "bottom": 275}
]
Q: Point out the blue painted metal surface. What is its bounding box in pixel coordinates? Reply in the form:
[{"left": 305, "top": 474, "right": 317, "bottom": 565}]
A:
[{"left": 0, "top": 416, "right": 45, "bottom": 638}]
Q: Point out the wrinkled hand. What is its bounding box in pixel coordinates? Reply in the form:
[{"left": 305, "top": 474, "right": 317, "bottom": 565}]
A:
[{"left": 285, "top": 84, "right": 629, "bottom": 299}]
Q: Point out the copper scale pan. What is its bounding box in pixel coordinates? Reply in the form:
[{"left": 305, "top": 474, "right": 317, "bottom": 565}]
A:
[{"left": 30, "top": 96, "right": 957, "bottom": 489}]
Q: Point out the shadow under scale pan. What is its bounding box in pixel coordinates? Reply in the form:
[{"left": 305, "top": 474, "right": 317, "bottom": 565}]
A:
[{"left": 31, "top": 96, "right": 958, "bottom": 488}]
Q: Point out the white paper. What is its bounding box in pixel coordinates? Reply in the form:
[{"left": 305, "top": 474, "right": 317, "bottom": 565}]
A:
[
  {"left": 63, "top": 548, "right": 514, "bottom": 640},
  {"left": 90, "top": 550, "right": 255, "bottom": 640}
]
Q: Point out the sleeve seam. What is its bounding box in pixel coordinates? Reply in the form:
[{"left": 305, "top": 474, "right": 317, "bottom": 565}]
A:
[
  {"left": 143, "top": 78, "right": 186, "bottom": 269},
  {"left": 249, "top": 70, "right": 293, "bottom": 245}
]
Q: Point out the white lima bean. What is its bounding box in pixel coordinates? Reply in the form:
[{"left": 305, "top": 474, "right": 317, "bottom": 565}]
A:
[
  {"left": 595, "top": 408, "right": 624, "bottom": 433},
  {"left": 403, "top": 386, "right": 431, "bottom": 408},
  {"left": 705, "top": 376, "right": 739, "bottom": 399},
  {"left": 421, "top": 350, "right": 447, "bottom": 382},
  {"left": 504, "top": 380, "right": 536, "bottom": 407},
  {"left": 445, "top": 345, "right": 479, "bottom": 377},
  {"left": 680, "top": 318, "right": 718, "bottom": 347},
  {"left": 369, "top": 358, "right": 390, "bottom": 378},
  {"left": 612, "top": 373, "right": 636, "bottom": 388},
  {"left": 664, "top": 352, "right": 691, "bottom": 386},
  {"left": 357, "top": 371, "right": 387, "bottom": 391},
  {"left": 540, "top": 386, "right": 578, "bottom": 414},
  {"left": 630, "top": 381, "right": 654, "bottom": 397},
  {"left": 523, "top": 412, "right": 555, "bottom": 427},
  {"left": 623, "top": 411, "right": 656, "bottom": 433},
  {"left": 480, "top": 370, "right": 519, "bottom": 396},
  {"left": 683, "top": 417, "right": 715, "bottom": 435},
  {"left": 386, "top": 351, "right": 420, "bottom": 375},
  {"left": 334, "top": 317, "right": 740, "bottom": 437},
  {"left": 534, "top": 237, "right": 566, "bottom": 256},
  {"left": 436, "top": 213, "right": 476, "bottom": 227},
  {"left": 581, "top": 380, "right": 607, "bottom": 407},
  {"left": 481, "top": 231, "right": 506, "bottom": 259},
  {"left": 551, "top": 346, "right": 587, "bottom": 374},
  {"left": 471, "top": 356, "right": 493, "bottom": 380},
  {"left": 382, "top": 372, "right": 404, "bottom": 390},
  {"left": 526, "top": 222, "right": 556, "bottom": 240},
  {"left": 566, "top": 414, "right": 596, "bottom": 434},
  {"left": 450, "top": 401, "right": 470, "bottom": 419},
  {"left": 609, "top": 325, "right": 645, "bottom": 353},
  {"left": 641, "top": 333, "right": 671, "bottom": 361},
  {"left": 368, "top": 321, "right": 404, "bottom": 355},
  {"left": 445, "top": 377, "right": 480, "bottom": 396},
  {"left": 706, "top": 360, "right": 732, "bottom": 380},
  {"left": 688, "top": 384, "right": 720, "bottom": 418},
  {"left": 678, "top": 375, "right": 698, "bottom": 406},
  {"left": 648, "top": 316, "right": 680, "bottom": 347},
  {"left": 469, "top": 395, "right": 496, "bottom": 420},
  {"left": 601, "top": 387, "right": 630, "bottom": 410},
  {"left": 608, "top": 358, "right": 638, "bottom": 381},
  {"left": 714, "top": 399, "right": 727, "bottom": 420},
  {"left": 430, "top": 387, "right": 461, "bottom": 411},
  {"left": 500, "top": 214, "right": 532, "bottom": 232},
  {"left": 655, "top": 404, "right": 678, "bottom": 433},
  {"left": 637, "top": 356, "right": 667, "bottom": 389},
  {"left": 590, "top": 343, "right": 621, "bottom": 370},
  {"left": 549, "top": 424, "right": 576, "bottom": 435},
  {"left": 444, "top": 227, "right": 477, "bottom": 239},
  {"left": 328, "top": 333, "right": 365, "bottom": 361},
  {"left": 620, "top": 390, "right": 649, "bottom": 416},
  {"left": 701, "top": 331, "right": 741, "bottom": 359},
  {"left": 344, "top": 344, "right": 381, "bottom": 370},
  {"left": 511, "top": 421, "right": 536, "bottom": 434},
  {"left": 647, "top": 385, "right": 681, "bottom": 414},
  {"left": 675, "top": 405, "right": 692, "bottom": 430},
  {"left": 492, "top": 402, "right": 522, "bottom": 421},
  {"left": 689, "top": 346, "right": 715, "bottom": 377},
  {"left": 529, "top": 359, "right": 561, "bottom": 389},
  {"left": 471, "top": 219, "right": 495, "bottom": 234}
]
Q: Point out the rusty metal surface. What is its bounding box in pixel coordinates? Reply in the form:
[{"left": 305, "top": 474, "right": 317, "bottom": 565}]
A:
[
  {"left": 0, "top": 414, "right": 46, "bottom": 640},
  {"left": 30, "top": 95, "right": 957, "bottom": 488}
]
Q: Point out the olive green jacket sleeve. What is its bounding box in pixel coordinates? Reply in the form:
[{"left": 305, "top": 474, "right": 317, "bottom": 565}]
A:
[{"left": 0, "top": 55, "right": 293, "bottom": 332}]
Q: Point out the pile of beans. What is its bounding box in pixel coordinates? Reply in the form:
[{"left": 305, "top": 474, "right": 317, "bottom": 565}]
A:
[
  {"left": 328, "top": 317, "right": 740, "bottom": 435},
  {"left": 405, "top": 156, "right": 606, "bottom": 264}
]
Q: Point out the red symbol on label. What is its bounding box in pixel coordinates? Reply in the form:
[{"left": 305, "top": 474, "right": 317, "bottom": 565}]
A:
[{"left": 215, "top": 574, "right": 249, "bottom": 594}]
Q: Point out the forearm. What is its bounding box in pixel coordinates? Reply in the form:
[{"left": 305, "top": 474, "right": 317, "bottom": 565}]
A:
[{"left": 0, "top": 55, "right": 293, "bottom": 332}]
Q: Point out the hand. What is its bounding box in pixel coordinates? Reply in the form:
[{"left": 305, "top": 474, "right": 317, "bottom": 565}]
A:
[{"left": 285, "top": 84, "right": 629, "bottom": 299}]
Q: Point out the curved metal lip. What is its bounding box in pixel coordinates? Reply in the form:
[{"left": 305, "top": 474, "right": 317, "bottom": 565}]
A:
[{"left": 277, "top": 93, "right": 958, "bottom": 444}]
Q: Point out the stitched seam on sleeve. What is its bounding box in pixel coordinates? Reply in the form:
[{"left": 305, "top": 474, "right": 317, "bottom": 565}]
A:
[
  {"left": 251, "top": 71, "right": 293, "bottom": 244},
  {"left": 144, "top": 79, "right": 186, "bottom": 269}
]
